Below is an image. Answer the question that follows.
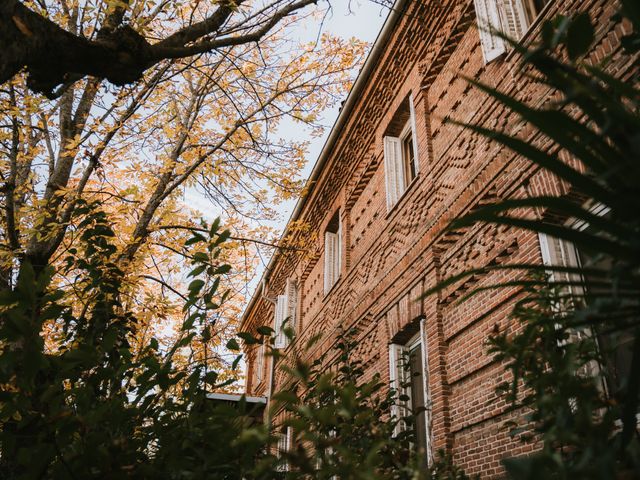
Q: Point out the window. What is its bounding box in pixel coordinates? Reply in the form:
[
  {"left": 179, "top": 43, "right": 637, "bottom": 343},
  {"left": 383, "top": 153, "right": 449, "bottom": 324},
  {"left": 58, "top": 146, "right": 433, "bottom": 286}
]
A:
[
  {"left": 274, "top": 279, "right": 297, "bottom": 349},
  {"left": 389, "top": 323, "right": 431, "bottom": 461},
  {"left": 276, "top": 427, "right": 292, "bottom": 472},
  {"left": 383, "top": 94, "right": 420, "bottom": 211},
  {"left": 474, "top": 0, "right": 550, "bottom": 63},
  {"left": 324, "top": 211, "right": 342, "bottom": 294},
  {"left": 538, "top": 231, "right": 635, "bottom": 400}
]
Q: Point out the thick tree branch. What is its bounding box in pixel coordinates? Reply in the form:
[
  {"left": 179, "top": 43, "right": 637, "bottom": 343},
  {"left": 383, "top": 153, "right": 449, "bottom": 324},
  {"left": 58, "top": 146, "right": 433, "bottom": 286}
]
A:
[
  {"left": 0, "top": 0, "right": 317, "bottom": 98},
  {"left": 155, "top": 1, "right": 241, "bottom": 49},
  {"left": 150, "top": 0, "right": 317, "bottom": 60},
  {"left": 4, "top": 85, "right": 21, "bottom": 252},
  {"left": 0, "top": 1, "right": 152, "bottom": 97}
]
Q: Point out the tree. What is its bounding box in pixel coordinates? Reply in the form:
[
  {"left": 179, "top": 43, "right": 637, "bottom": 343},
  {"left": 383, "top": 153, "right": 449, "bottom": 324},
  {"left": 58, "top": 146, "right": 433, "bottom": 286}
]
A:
[
  {"left": 0, "top": 0, "right": 365, "bottom": 367},
  {"left": 0, "top": 2, "right": 367, "bottom": 474}
]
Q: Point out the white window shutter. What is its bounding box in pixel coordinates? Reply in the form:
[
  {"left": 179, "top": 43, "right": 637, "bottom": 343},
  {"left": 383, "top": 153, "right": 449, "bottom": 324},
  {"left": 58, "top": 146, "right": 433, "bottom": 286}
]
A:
[
  {"left": 274, "top": 294, "right": 288, "bottom": 349},
  {"left": 388, "top": 343, "right": 405, "bottom": 436},
  {"left": 474, "top": 0, "right": 506, "bottom": 63},
  {"left": 393, "top": 141, "right": 406, "bottom": 197},
  {"left": 409, "top": 94, "right": 420, "bottom": 174},
  {"left": 256, "top": 343, "right": 265, "bottom": 383},
  {"left": 324, "top": 232, "right": 337, "bottom": 294},
  {"left": 337, "top": 214, "right": 343, "bottom": 274},
  {"left": 384, "top": 136, "right": 402, "bottom": 210},
  {"left": 418, "top": 319, "right": 433, "bottom": 466},
  {"left": 285, "top": 279, "right": 297, "bottom": 332},
  {"left": 538, "top": 232, "right": 554, "bottom": 268},
  {"left": 538, "top": 232, "right": 584, "bottom": 296},
  {"left": 276, "top": 427, "right": 291, "bottom": 471},
  {"left": 498, "top": 0, "right": 529, "bottom": 41}
]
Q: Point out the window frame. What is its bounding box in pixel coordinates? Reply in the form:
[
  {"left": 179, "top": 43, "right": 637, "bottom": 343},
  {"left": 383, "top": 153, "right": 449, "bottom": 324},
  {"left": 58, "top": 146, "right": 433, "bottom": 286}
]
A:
[
  {"left": 274, "top": 278, "right": 297, "bottom": 349},
  {"left": 474, "top": 0, "right": 552, "bottom": 63},
  {"left": 536, "top": 202, "right": 630, "bottom": 399},
  {"left": 323, "top": 210, "right": 342, "bottom": 296},
  {"left": 383, "top": 94, "right": 420, "bottom": 212},
  {"left": 388, "top": 319, "right": 432, "bottom": 464}
]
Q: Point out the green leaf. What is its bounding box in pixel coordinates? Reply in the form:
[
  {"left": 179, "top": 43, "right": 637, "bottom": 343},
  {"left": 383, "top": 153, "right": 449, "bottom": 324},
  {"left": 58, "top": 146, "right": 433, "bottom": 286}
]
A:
[
  {"left": 226, "top": 339, "right": 240, "bottom": 351},
  {"left": 256, "top": 326, "right": 274, "bottom": 336},
  {"left": 237, "top": 332, "right": 260, "bottom": 345},
  {"left": 185, "top": 233, "right": 206, "bottom": 246},
  {"left": 232, "top": 354, "right": 242, "bottom": 370},
  {"left": 566, "top": 13, "right": 595, "bottom": 60},
  {"left": 188, "top": 279, "right": 205, "bottom": 292},
  {"left": 188, "top": 264, "right": 207, "bottom": 278},
  {"left": 192, "top": 252, "right": 209, "bottom": 263}
]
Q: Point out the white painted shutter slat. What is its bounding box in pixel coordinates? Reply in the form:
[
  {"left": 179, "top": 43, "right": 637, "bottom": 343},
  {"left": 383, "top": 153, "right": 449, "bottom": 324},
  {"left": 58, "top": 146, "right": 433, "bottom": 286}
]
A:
[
  {"left": 538, "top": 232, "right": 554, "bottom": 267},
  {"left": 393, "top": 139, "right": 406, "bottom": 197},
  {"left": 256, "top": 343, "right": 265, "bottom": 383},
  {"left": 383, "top": 136, "right": 402, "bottom": 210},
  {"left": 337, "top": 214, "right": 342, "bottom": 275},
  {"left": 498, "top": 0, "right": 528, "bottom": 41},
  {"left": 324, "top": 232, "right": 337, "bottom": 294},
  {"left": 388, "top": 343, "right": 405, "bottom": 436},
  {"left": 285, "top": 279, "right": 297, "bottom": 332},
  {"left": 274, "top": 294, "right": 288, "bottom": 349},
  {"left": 418, "top": 319, "right": 433, "bottom": 465},
  {"left": 409, "top": 94, "right": 420, "bottom": 174},
  {"left": 474, "top": 0, "right": 506, "bottom": 63}
]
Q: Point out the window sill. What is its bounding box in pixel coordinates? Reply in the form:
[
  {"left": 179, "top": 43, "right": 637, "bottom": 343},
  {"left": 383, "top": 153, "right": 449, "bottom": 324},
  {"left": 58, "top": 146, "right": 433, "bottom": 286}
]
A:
[
  {"left": 385, "top": 173, "right": 421, "bottom": 220},
  {"left": 323, "top": 275, "right": 341, "bottom": 300}
]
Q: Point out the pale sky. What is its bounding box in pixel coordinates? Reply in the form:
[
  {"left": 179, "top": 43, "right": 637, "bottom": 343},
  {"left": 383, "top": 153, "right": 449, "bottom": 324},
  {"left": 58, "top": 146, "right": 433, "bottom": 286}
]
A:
[
  {"left": 297, "top": 2, "right": 388, "bottom": 176},
  {"left": 182, "top": 3, "right": 389, "bottom": 303},
  {"left": 183, "top": 3, "right": 388, "bottom": 218}
]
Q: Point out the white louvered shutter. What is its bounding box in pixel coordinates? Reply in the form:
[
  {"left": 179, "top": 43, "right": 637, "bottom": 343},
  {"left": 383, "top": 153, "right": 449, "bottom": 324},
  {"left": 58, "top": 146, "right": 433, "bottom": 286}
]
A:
[
  {"left": 276, "top": 428, "right": 291, "bottom": 471},
  {"left": 409, "top": 94, "right": 420, "bottom": 174},
  {"left": 274, "top": 294, "right": 288, "bottom": 349},
  {"left": 388, "top": 343, "right": 405, "bottom": 436},
  {"left": 419, "top": 319, "right": 433, "bottom": 465},
  {"left": 285, "top": 279, "right": 297, "bottom": 333},
  {"left": 256, "top": 343, "right": 265, "bottom": 383},
  {"left": 324, "top": 232, "right": 337, "bottom": 294},
  {"left": 337, "top": 214, "right": 342, "bottom": 274},
  {"left": 538, "top": 232, "right": 555, "bottom": 276},
  {"left": 383, "top": 136, "right": 404, "bottom": 210},
  {"left": 498, "top": 0, "right": 529, "bottom": 41},
  {"left": 474, "top": 0, "right": 506, "bottom": 63},
  {"left": 538, "top": 233, "right": 584, "bottom": 297}
]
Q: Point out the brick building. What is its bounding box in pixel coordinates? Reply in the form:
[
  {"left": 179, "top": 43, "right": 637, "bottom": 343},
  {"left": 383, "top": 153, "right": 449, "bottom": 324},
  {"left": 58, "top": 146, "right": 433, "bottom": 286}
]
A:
[{"left": 240, "top": 0, "right": 630, "bottom": 476}]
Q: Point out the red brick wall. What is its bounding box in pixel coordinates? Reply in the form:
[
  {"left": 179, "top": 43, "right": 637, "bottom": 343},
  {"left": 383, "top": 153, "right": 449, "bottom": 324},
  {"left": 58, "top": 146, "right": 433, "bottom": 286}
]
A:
[{"left": 242, "top": 0, "right": 632, "bottom": 476}]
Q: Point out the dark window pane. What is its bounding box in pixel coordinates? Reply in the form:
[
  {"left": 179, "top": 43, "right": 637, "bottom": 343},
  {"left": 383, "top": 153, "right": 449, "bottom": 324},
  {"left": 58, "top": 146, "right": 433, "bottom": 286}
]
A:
[
  {"left": 578, "top": 249, "right": 637, "bottom": 399},
  {"left": 409, "top": 343, "right": 427, "bottom": 454}
]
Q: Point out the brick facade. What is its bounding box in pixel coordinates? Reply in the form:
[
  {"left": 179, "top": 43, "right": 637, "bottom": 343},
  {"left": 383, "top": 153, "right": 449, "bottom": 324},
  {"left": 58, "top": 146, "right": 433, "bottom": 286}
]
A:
[{"left": 240, "top": 0, "right": 633, "bottom": 476}]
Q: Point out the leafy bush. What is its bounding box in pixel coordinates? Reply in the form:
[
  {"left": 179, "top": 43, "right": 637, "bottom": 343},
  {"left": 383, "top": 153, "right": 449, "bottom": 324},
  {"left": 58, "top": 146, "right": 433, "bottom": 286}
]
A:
[
  {"left": 0, "top": 200, "right": 472, "bottom": 479},
  {"left": 0, "top": 202, "right": 265, "bottom": 478}
]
